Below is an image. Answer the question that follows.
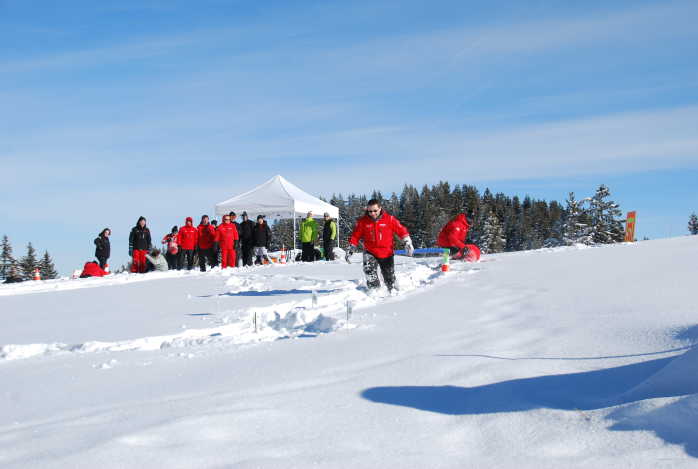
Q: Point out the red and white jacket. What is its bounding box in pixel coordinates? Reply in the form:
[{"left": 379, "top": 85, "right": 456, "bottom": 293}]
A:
[
  {"left": 216, "top": 222, "right": 239, "bottom": 250},
  {"left": 437, "top": 214, "right": 469, "bottom": 249},
  {"left": 177, "top": 217, "right": 199, "bottom": 250},
  {"left": 349, "top": 211, "right": 409, "bottom": 259}
]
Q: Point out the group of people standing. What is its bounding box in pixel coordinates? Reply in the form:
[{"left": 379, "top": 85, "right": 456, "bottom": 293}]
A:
[
  {"left": 86, "top": 201, "right": 477, "bottom": 293},
  {"left": 124, "top": 212, "right": 274, "bottom": 273}
]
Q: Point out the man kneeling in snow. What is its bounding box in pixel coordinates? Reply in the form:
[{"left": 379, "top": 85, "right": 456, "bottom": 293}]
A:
[
  {"left": 79, "top": 261, "right": 108, "bottom": 278},
  {"left": 146, "top": 248, "right": 169, "bottom": 272}
]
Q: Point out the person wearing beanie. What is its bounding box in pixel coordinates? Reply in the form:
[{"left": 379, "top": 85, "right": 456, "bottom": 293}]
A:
[
  {"left": 210, "top": 219, "right": 220, "bottom": 267},
  {"left": 145, "top": 248, "right": 169, "bottom": 272},
  {"left": 252, "top": 215, "right": 272, "bottom": 265},
  {"left": 197, "top": 215, "right": 217, "bottom": 272},
  {"left": 129, "top": 216, "right": 152, "bottom": 273},
  {"left": 94, "top": 228, "right": 111, "bottom": 269},
  {"left": 162, "top": 226, "right": 179, "bottom": 270},
  {"left": 300, "top": 211, "right": 318, "bottom": 262},
  {"left": 238, "top": 211, "right": 255, "bottom": 266},
  {"left": 176, "top": 217, "right": 198, "bottom": 270},
  {"left": 322, "top": 213, "right": 337, "bottom": 261}
]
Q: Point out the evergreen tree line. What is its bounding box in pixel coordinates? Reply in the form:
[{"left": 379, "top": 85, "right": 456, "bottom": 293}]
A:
[
  {"left": 689, "top": 213, "right": 698, "bottom": 235},
  {"left": 0, "top": 235, "right": 58, "bottom": 280},
  {"left": 273, "top": 183, "right": 629, "bottom": 255}
]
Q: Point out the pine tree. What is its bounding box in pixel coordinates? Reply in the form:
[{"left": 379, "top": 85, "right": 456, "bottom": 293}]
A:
[
  {"left": 562, "top": 192, "right": 592, "bottom": 245},
  {"left": 19, "top": 242, "right": 39, "bottom": 280},
  {"left": 589, "top": 185, "right": 624, "bottom": 244},
  {"left": 479, "top": 210, "right": 506, "bottom": 254},
  {"left": 38, "top": 251, "right": 59, "bottom": 279},
  {"left": 689, "top": 213, "right": 698, "bottom": 235},
  {"left": 0, "top": 235, "right": 16, "bottom": 280}
]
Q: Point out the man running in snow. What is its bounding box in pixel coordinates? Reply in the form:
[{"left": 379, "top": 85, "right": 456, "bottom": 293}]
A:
[
  {"left": 129, "top": 216, "right": 152, "bottom": 273},
  {"left": 197, "top": 215, "right": 216, "bottom": 272},
  {"left": 347, "top": 199, "right": 414, "bottom": 292},
  {"left": 436, "top": 214, "right": 481, "bottom": 262},
  {"left": 216, "top": 214, "right": 239, "bottom": 268},
  {"left": 177, "top": 217, "right": 199, "bottom": 270}
]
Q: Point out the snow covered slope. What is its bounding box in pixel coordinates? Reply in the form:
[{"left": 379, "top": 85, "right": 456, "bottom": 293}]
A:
[{"left": 1, "top": 237, "right": 697, "bottom": 468}]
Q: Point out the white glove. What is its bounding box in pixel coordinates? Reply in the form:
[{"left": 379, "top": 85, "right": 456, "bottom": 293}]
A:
[{"left": 404, "top": 237, "right": 414, "bottom": 257}]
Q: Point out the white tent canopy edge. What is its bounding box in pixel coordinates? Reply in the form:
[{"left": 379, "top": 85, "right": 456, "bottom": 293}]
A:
[{"left": 214, "top": 175, "right": 340, "bottom": 253}]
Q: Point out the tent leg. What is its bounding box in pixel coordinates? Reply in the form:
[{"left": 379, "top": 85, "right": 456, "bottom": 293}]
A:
[{"left": 293, "top": 216, "right": 296, "bottom": 262}]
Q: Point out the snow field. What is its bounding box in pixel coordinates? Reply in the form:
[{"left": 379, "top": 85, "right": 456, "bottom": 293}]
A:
[{"left": 1, "top": 237, "right": 697, "bottom": 467}]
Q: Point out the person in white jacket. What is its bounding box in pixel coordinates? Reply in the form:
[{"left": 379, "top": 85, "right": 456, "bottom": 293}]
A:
[{"left": 146, "top": 248, "right": 169, "bottom": 272}]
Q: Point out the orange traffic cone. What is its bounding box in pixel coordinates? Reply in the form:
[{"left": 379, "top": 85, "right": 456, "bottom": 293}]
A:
[
  {"left": 33, "top": 268, "right": 41, "bottom": 281},
  {"left": 280, "top": 246, "right": 287, "bottom": 264},
  {"left": 441, "top": 248, "right": 450, "bottom": 272}
]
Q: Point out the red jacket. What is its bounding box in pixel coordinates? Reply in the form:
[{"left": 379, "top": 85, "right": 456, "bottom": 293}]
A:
[
  {"left": 177, "top": 218, "right": 198, "bottom": 250},
  {"left": 197, "top": 223, "right": 216, "bottom": 249},
  {"left": 349, "top": 211, "right": 409, "bottom": 259},
  {"left": 437, "top": 214, "right": 469, "bottom": 249},
  {"left": 80, "top": 261, "right": 108, "bottom": 278},
  {"left": 216, "top": 222, "right": 239, "bottom": 250}
]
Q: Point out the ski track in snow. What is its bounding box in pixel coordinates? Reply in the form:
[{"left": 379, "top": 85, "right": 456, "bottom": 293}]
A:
[{"left": 0, "top": 259, "right": 479, "bottom": 362}]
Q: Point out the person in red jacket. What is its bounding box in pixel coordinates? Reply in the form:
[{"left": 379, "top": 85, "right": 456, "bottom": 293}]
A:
[
  {"left": 436, "top": 213, "right": 481, "bottom": 262},
  {"left": 162, "top": 226, "right": 179, "bottom": 270},
  {"left": 347, "top": 198, "right": 414, "bottom": 292},
  {"left": 197, "top": 215, "right": 217, "bottom": 272},
  {"left": 80, "top": 261, "right": 108, "bottom": 278},
  {"left": 177, "top": 217, "right": 198, "bottom": 270},
  {"left": 216, "top": 214, "right": 239, "bottom": 268}
]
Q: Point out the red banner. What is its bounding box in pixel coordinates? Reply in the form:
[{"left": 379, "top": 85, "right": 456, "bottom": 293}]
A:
[{"left": 624, "top": 211, "right": 637, "bottom": 242}]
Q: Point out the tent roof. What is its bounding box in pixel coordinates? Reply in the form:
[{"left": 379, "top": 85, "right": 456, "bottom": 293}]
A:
[{"left": 214, "top": 175, "right": 339, "bottom": 219}]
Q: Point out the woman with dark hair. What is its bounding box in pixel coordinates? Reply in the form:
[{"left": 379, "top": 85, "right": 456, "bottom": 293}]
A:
[
  {"left": 162, "top": 226, "right": 179, "bottom": 270},
  {"left": 94, "top": 228, "right": 111, "bottom": 269}
]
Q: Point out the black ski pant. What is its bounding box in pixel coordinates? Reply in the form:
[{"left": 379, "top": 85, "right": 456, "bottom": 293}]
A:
[
  {"left": 96, "top": 256, "right": 108, "bottom": 270},
  {"left": 363, "top": 252, "right": 395, "bottom": 291},
  {"left": 165, "top": 252, "right": 178, "bottom": 270},
  {"left": 302, "top": 242, "right": 315, "bottom": 262},
  {"left": 198, "top": 248, "right": 215, "bottom": 272},
  {"left": 323, "top": 240, "right": 335, "bottom": 261},
  {"left": 241, "top": 242, "right": 254, "bottom": 266},
  {"left": 180, "top": 249, "right": 195, "bottom": 270}
]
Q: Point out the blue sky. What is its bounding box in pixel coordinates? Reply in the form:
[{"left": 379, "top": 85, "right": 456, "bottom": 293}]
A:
[{"left": 1, "top": 0, "right": 697, "bottom": 274}]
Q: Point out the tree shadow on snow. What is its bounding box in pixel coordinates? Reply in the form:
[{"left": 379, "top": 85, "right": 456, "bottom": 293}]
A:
[
  {"left": 361, "top": 358, "right": 675, "bottom": 415},
  {"left": 362, "top": 347, "right": 698, "bottom": 458},
  {"left": 198, "top": 288, "right": 339, "bottom": 298}
]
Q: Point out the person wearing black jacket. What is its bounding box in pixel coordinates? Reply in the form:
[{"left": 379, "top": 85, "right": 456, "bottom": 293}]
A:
[
  {"left": 94, "top": 228, "right": 111, "bottom": 269},
  {"left": 252, "top": 215, "right": 272, "bottom": 265},
  {"left": 129, "top": 216, "right": 152, "bottom": 273},
  {"left": 238, "top": 211, "right": 255, "bottom": 266}
]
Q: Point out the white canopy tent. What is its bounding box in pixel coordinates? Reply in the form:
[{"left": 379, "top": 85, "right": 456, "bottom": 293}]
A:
[{"left": 214, "top": 175, "right": 339, "bottom": 253}]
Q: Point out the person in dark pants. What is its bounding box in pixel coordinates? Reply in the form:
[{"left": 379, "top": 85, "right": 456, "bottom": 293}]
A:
[
  {"left": 300, "top": 211, "right": 318, "bottom": 262},
  {"left": 229, "top": 211, "right": 242, "bottom": 267},
  {"left": 162, "top": 226, "right": 179, "bottom": 270},
  {"left": 238, "top": 211, "right": 255, "bottom": 266},
  {"left": 94, "top": 228, "right": 111, "bottom": 269},
  {"left": 322, "top": 213, "right": 336, "bottom": 261},
  {"left": 210, "top": 220, "right": 219, "bottom": 267},
  {"left": 252, "top": 215, "right": 272, "bottom": 264},
  {"left": 197, "top": 215, "right": 217, "bottom": 272},
  {"left": 129, "top": 216, "right": 152, "bottom": 273},
  {"left": 347, "top": 199, "right": 414, "bottom": 292},
  {"left": 177, "top": 217, "right": 198, "bottom": 270}
]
